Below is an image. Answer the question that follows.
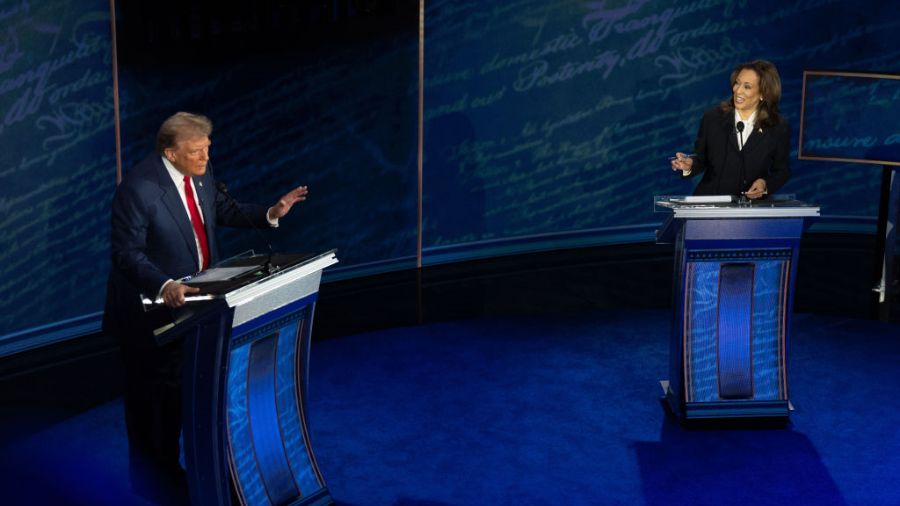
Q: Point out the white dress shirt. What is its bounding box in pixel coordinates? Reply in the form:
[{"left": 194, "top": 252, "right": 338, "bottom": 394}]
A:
[
  {"left": 681, "top": 108, "right": 759, "bottom": 176},
  {"left": 162, "top": 157, "right": 207, "bottom": 271},
  {"left": 157, "top": 158, "right": 280, "bottom": 300},
  {"left": 734, "top": 109, "right": 757, "bottom": 150}
]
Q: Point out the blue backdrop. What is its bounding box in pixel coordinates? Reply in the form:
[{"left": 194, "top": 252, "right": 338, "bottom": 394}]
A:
[
  {"left": 421, "top": 0, "right": 899, "bottom": 260},
  {"left": 0, "top": 0, "right": 116, "bottom": 346},
  {"left": 1, "top": 0, "right": 898, "bottom": 349}
]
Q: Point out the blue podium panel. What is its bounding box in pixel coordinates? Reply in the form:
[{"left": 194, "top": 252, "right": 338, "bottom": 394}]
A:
[
  {"left": 656, "top": 200, "right": 818, "bottom": 420},
  {"left": 683, "top": 253, "right": 790, "bottom": 405},
  {"left": 227, "top": 298, "right": 330, "bottom": 506},
  {"left": 168, "top": 252, "right": 338, "bottom": 506},
  {"left": 716, "top": 262, "right": 754, "bottom": 399}
]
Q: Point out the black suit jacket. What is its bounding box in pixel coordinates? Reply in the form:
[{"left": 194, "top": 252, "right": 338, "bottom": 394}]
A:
[
  {"left": 103, "top": 154, "right": 269, "bottom": 341},
  {"left": 686, "top": 106, "right": 790, "bottom": 196}
]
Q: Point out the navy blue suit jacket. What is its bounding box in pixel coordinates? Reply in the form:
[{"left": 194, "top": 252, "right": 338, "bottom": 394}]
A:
[
  {"left": 103, "top": 154, "right": 269, "bottom": 339},
  {"left": 686, "top": 106, "right": 791, "bottom": 196}
]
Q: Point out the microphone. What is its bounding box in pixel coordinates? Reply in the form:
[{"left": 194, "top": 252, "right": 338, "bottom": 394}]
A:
[
  {"left": 736, "top": 121, "right": 747, "bottom": 201},
  {"left": 215, "top": 181, "right": 278, "bottom": 274}
]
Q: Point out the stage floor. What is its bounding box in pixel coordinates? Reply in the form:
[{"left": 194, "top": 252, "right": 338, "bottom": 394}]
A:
[{"left": 1, "top": 309, "right": 897, "bottom": 505}]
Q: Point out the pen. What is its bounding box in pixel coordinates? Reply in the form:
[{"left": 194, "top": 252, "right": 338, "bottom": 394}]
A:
[{"left": 668, "top": 153, "right": 696, "bottom": 160}]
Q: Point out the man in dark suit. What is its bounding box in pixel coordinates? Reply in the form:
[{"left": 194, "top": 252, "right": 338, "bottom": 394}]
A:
[
  {"left": 103, "top": 112, "right": 308, "bottom": 499},
  {"left": 671, "top": 59, "right": 790, "bottom": 198}
]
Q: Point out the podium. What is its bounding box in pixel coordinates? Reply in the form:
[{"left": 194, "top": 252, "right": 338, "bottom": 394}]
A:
[
  {"left": 148, "top": 251, "right": 338, "bottom": 506},
  {"left": 655, "top": 197, "right": 819, "bottom": 420}
]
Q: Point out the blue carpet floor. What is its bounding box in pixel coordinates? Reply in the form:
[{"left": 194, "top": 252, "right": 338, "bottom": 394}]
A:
[{"left": 1, "top": 309, "right": 898, "bottom": 505}]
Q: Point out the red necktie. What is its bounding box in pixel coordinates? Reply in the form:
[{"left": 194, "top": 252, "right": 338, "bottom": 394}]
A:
[{"left": 183, "top": 175, "right": 210, "bottom": 270}]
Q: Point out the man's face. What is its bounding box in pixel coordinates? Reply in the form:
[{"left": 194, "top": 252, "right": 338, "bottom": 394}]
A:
[{"left": 165, "top": 136, "right": 210, "bottom": 177}]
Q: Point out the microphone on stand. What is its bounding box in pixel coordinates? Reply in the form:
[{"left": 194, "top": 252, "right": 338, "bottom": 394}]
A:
[
  {"left": 736, "top": 121, "right": 748, "bottom": 203},
  {"left": 215, "top": 181, "right": 278, "bottom": 274}
]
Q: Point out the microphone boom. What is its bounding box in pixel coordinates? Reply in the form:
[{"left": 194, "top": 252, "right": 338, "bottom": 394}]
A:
[{"left": 216, "top": 182, "right": 278, "bottom": 274}]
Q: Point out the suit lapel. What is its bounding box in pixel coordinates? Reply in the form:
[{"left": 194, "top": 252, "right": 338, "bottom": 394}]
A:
[
  {"left": 195, "top": 175, "right": 217, "bottom": 264},
  {"left": 154, "top": 159, "right": 201, "bottom": 268},
  {"left": 722, "top": 112, "right": 740, "bottom": 153},
  {"left": 723, "top": 110, "right": 768, "bottom": 154},
  {"left": 742, "top": 125, "right": 769, "bottom": 155}
]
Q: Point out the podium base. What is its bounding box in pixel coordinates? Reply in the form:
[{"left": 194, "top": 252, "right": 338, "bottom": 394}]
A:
[{"left": 660, "top": 380, "right": 791, "bottom": 420}]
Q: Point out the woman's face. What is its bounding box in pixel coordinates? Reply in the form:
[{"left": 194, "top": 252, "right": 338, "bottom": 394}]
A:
[{"left": 732, "top": 69, "right": 762, "bottom": 115}]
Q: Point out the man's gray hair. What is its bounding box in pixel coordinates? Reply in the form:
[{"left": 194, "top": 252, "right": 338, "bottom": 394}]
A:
[{"left": 156, "top": 112, "right": 213, "bottom": 154}]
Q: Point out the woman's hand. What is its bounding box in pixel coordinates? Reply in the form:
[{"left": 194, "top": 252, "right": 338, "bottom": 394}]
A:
[
  {"left": 745, "top": 178, "right": 767, "bottom": 199},
  {"left": 671, "top": 152, "right": 694, "bottom": 173}
]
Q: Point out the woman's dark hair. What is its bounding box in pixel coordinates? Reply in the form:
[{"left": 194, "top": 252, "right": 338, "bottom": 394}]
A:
[{"left": 720, "top": 59, "right": 783, "bottom": 129}]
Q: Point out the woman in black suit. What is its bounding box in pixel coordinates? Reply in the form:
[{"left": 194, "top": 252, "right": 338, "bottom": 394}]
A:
[{"left": 671, "top": 59, "right": 790, "bottom": 198}]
